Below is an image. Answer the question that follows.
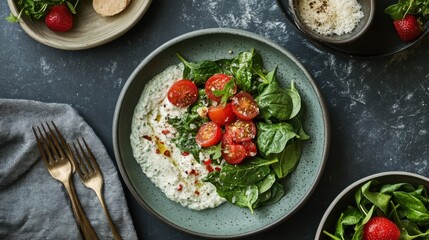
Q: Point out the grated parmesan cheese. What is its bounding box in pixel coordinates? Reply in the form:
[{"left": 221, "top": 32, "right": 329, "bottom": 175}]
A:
[{"left": 298, "top": 0, "right": 364, "bottom": 36}]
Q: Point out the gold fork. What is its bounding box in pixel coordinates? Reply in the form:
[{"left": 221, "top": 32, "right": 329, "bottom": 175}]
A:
[
  {"left": 32, "top": 122, "right": 98, "bottom": 240},
  {"left": 69, "top": 137, "right": 122, "bottom": 240}
]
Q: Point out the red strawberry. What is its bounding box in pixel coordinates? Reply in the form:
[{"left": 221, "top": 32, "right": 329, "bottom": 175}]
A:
[
  {"left": 45, "top": 4, "right": 73, "bottom": 32},
  {"left": 393, "top": 14, "right": 422, "bottom": 42},
  {"left": 363, "top": 217, "right": 400, "bottom": 240}
]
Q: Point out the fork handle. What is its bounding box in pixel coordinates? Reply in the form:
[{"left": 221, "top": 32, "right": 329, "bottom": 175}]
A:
[
  {"left": 64, "top": 179, "right": 99, "bottom": 240},
  {"left": 94, "top": 191, "right": 122, "bottom": 240}
]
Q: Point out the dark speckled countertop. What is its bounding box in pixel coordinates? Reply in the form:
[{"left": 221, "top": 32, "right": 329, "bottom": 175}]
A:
[{"left": 1, "top": 1, "right": 428, "bottom": 239}]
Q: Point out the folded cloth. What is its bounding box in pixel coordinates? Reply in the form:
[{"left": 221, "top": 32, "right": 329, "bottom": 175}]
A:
[{"left": 0, "top": 99, "right": 138, "bottom": 240}]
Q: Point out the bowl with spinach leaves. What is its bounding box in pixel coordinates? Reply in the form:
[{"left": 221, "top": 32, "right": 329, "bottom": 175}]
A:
[
  {"left": 316, "top": 171, "right": 429, "bottom": 240},
  {"left": 113, "top": 28, "right": 330, "bottom": 238}
]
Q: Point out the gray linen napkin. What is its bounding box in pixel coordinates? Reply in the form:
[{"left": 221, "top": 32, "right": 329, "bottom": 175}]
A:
[{"left": 0, "top": 99, "right": 137, "bottom": 240}]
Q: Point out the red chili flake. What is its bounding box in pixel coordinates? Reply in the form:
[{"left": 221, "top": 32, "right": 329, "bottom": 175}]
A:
[
  {"left": 182, "top": 152, "right": 190, "bottom": 156},
  {"left": 161, "top": 130, "right": 170, "bottom": 135},
  {"left": 143, "top": 135, "right": 152, "bottom": 141},
  {"left": 194, "top": 180, "right": 199, "bottom": 184},
  {"left": 164, "top": 150, "right": 171, "bottom": 157},
  {"left": 156, "top": 149, "right": 161, "bottom": 154},
  {"left": 177, "top": 184, "right": 183, "bottom": 191},
  {"left": 189, "top": 169, "right": 199, "bottom": 176},
  {"left": 194, "top": 190, "right": 200, "bottom": 195},
  {"left": 203, "top": 159, "right": 212, "bottom": 166},
  {"left": 206, "top": 165, "right": 214, "bottom": 173},
  {"left": 159, "top": 141, "right": 165, "bottom": 145},
  {"left": 215, "top": 167, "right": 221, "bottom": 172}
]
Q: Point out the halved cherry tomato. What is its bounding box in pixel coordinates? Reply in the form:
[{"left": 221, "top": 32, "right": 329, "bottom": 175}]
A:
[
  {"left": 231, "top": 92, "right": 259, "bottom": 120},
  {"left": 167, "top": 79, "right": 198, "bottom": 107},
  {"left": 205, "top": 74, "right": 236, "bottom": 102},
  {"left": 225, "top": 119, "right": 257, "bottom": 143},
  {"left": 195, "top": 122, "right": 222, "bottom": 147},
  {"left": 207, "top": 103, "right": 236, "bottom": 126},
  {"left": 221, "top": 131, "right": 234, "bottom": 147},
  {"left": 222, "top": 144, "right": 246, "bottom": 164},
  {"left": 242, "top": 141, "right": 257, "bottom": 157}
]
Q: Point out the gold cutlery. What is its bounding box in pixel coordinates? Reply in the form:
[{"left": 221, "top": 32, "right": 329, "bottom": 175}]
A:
[
  {"left": 32, "top": 122, "right": 98, "bottom": 240},
  {"left": 69, "top": 137, "right": 122, "bottom": 240}
]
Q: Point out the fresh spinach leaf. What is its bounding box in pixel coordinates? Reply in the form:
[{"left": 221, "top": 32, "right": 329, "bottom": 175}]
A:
[
  {"left": 217, "top": 157, "right": 278, "bottom": 187},
  {"left": 360, "top": 180, "right": 392, "bottom": 214},
  {"left": 230, "top": 51, "right": 254, "bottom": 92},
  {"left": 285, "top": 81, "right": 302, "bottom": 119},
  {"left": 220, "top": 184, "right": 259, "bottom": 213},
  {"left": 255, "top": 82, "right": 293, "bottom": 121},
  {"left": 331, "top": 207, "right": 363, "bottom": 240},
  {"left": 288, "top": 110, "right": 310, "bottom": 141},
  {"left": 254, "top": 179, "right": 280, "bottom": 209},
  {"left": 250, "top": 51, "right": 267, "bottom": 81},
  {"left": 177, "top": 53, "right": 222, "bottom": 85},
  {"left": 205, "top": 172, "right": 260, "bottom": 212},
  {"left": 323, "top": 206, "right": 370, "bottom": 240},
  {"left": 215, "top": 59, "right": 233, "bottom": 75},
  {"left": 254, "top": 189, "right": 272, "bottom": 206},
  {"left": 265, "top": 68, "right": 276, "bottom": 84},
  {"left": 351, "top": 205, "right": 374, "bottom": 240},
  {"left": 385, "top": 0, "right": 429, "bottom": 20},
  {"left": 256, "top": 172, "right": 276, "bottom": 194},
  {"left": 393, "top": 191, "right": 429, "bottom": 224},
  {"left": 256, "top": 68, "right": 276, "bottom": 94},
  {"left": 272, "top": 140, "right": 303, "bottom": 179},
  {"left": 256, "top": 122, "right": 298, "bottom": 156},
  {"left": 397, "top": 219, "right": 429, "bottom": 239},
  {"left": 258, "top": 182, "right": 285, "bottom": 206},
  {"left": 252, "top": 171, "right": 277, "bottom": 208}
]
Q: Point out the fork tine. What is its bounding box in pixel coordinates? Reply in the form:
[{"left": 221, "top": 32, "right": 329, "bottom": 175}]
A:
[
  {"left": 41, "top": 123, "right": 60, "bottom": 161},
  {"left": 32, "top": 126, "right": 50, "bottom": 166},
  {"left": 51, "top": 121, "right": 68, "bottom": 148},
  {"left": 76, "top": 138, "right": 95, "bottom": 174},
  {"left": 51, "top": 121, "right": 78, "bottom": 173},
  {"left": 81, "top": 137, "right": 101, "bottom": 173},
  {"left": 45, "top": 122, "right": 67, "bottom": 159},
  {"left": 37, "top": 125, "right": 56, "bottom": 164},
  {"left": 70, "top": 141, "right": 89, "bottom": 177}
]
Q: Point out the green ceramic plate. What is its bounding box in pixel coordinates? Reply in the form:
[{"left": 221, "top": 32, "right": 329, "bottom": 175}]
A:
[{"left": 113, "top": 28, "right": 330, "bottom": 238}]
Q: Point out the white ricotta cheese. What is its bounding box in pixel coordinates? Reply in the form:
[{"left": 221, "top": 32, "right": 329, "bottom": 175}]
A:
[
  {"left": 130, "top": 64, "right": 226, "bottom": 210},
  {"left": 298, "top": 0, "right": 364, "bottom": 36}
]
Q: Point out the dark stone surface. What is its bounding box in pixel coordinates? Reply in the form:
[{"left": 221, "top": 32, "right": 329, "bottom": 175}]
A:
[{"left": 1, "top": 0, "right": 428, "bottom": 239}]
